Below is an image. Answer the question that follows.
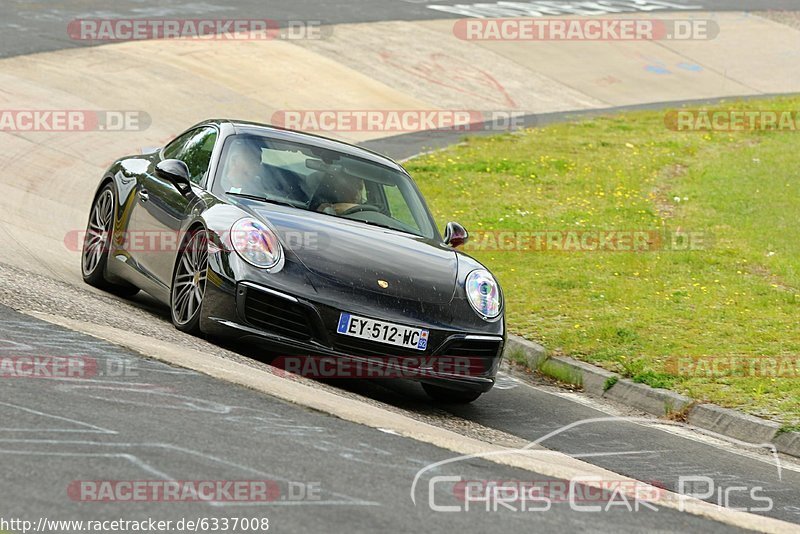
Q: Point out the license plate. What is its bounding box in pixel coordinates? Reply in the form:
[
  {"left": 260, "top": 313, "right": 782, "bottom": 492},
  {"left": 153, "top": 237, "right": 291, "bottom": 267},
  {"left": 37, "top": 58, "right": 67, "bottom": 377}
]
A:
[{"left": 336, "top": 312, "right": 429, "bottom": 351}]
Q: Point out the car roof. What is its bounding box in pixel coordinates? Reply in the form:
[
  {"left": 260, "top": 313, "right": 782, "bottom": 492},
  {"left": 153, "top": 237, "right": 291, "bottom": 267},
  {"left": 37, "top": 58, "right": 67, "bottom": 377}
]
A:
[{"left": 194, "top": 119, "right": 406, "bottom": 173}]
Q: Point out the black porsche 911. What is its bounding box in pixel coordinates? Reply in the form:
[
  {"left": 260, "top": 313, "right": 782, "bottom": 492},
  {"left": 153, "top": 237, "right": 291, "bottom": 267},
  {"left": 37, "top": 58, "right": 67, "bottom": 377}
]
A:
[{"left": 81, "top": 119, "right": 505, "bottom": 402}]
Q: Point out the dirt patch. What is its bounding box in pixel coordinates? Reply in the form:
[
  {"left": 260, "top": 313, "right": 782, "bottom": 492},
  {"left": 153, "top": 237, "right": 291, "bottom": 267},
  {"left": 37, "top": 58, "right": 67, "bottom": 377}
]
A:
[
  {"left": 652, "top": 163, "right": 688, "bottom": 219},
  {"left": 748, "top": 264, "right": 797, "bottom": 294}
]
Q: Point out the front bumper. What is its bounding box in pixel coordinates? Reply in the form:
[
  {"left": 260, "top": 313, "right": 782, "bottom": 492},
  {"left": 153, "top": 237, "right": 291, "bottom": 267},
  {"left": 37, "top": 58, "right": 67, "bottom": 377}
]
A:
[{"left": 200, "top": 275, "right": 505, "bottom": 393}]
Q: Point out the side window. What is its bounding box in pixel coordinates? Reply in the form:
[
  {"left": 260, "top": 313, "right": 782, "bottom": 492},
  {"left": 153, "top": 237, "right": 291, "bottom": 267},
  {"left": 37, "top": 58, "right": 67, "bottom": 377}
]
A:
[
  {"left": 162, "top": 130, "right": 195, "bottom": 160},
  {"left": 384, "top": 184, "right": 417, "bottom": 229},
  {"left": 162, "top": 127, "right": 218, "bottom": 184}
]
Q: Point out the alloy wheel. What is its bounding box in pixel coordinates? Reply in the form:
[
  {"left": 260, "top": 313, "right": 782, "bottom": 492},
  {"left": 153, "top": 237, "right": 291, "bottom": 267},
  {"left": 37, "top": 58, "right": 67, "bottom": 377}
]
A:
[
  {"left": 82, "top": 189, "right": 114, "bottom": 276},
  {"left": 172, "top": 231, "right": 209, "bottom": 326}
]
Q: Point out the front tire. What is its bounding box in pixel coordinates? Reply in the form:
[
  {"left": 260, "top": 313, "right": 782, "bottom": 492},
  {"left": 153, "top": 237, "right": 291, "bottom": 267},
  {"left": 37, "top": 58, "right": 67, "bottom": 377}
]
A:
[
  {"left": 422, "top": 383, "right": 483, "bottom": 404},
  {"left": 170, "top": 229, "right": 209, "bottom": 335},
  {"left": 81, "top": 184, "right": 139, "bottom": 298}
]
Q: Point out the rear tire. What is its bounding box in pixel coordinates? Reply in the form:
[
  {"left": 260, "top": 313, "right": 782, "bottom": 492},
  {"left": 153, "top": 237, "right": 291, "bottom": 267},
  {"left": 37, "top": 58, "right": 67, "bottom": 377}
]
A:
[
  {"left": 422, "top": 383, "right": 483, "bottom": 404},
  {"left": 81, "top": 183, "right": 139, "bottom": 298},
  {"left": 170, "top": 229, "right": 208, "bottom": 335}
]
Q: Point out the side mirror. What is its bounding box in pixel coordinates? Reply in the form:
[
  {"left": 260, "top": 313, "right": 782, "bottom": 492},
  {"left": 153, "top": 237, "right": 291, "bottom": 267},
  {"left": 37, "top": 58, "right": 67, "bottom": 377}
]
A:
[
  {"left": 156, "top": 159, "right": 192, "bottom": 194},
  {"left": 444, "top": 221, "right": 469, "bottom": 248}
]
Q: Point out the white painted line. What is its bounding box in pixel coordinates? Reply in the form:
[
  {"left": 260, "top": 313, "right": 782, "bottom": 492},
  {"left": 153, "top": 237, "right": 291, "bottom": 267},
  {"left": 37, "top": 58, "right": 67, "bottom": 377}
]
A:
[
  {"left": 0, "top": 400, "right": 117, "bottom": 435},
  {"left": 510, "top": 373, "right": 800, "bottom": 473}
]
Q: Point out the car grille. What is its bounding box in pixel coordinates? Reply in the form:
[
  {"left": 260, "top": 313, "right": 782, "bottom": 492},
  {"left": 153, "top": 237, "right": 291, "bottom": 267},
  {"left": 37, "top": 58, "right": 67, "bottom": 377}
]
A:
[{"left": 243, "top": 289, "right": 314, "bottom": 341}]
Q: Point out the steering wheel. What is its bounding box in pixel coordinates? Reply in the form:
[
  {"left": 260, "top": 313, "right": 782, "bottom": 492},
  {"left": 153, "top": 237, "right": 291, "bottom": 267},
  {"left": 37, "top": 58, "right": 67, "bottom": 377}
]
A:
[{"left": 340, "top": 204, "right": 381, "bottom": 216}]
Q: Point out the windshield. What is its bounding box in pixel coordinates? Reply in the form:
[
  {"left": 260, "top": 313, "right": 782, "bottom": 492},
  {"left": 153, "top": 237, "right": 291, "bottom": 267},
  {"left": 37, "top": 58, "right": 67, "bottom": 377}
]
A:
[{"left": 212, "top": 134, "right": 436, "bottom": 239}]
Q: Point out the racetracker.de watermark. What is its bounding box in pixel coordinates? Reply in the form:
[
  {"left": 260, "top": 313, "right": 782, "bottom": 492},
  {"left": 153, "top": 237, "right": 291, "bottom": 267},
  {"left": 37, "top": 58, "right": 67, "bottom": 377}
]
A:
[
  {"left": 0, "top": 356, "right": 137, "bottom": 379},
  {"left": 67, "top": 480, "right": 320, "bottom": 502},
  {"left": 271, "top": 110, "right": 528, "bottom": 133},
  {"left": 428, "top": 0, "right": 704, "bottom": 18},
  {"left": 67, "top": 19, "right": 327, "bottom": 41},
  {"left": 0, "top": 110, "right": 150, "bottom": 132},
  {"left": 665, "top": 110, "right": 800, "bottom": 132},
  {"left": 665, "top": 355, "right": 800, "bottom": 378},
  {"left": 65, "top": 229, "right": 321, "bottom": 254},
  {"left": 461, "top": 230, "right": 710, "bottom": 253},
  {"left": 272, "top": 355, "right": 490, "bottom": 379},
  {"left": 453, "top": 18, "right": 718, "bottom": 41},
  {"left": 0, "top": 356, "right": 95, "bottom": 379}
]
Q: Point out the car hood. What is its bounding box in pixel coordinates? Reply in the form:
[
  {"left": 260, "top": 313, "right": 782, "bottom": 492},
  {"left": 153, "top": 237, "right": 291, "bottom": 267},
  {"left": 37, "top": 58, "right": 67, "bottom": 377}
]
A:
[{"left": 242, "top": 202, "right": 458, "bottom": 305}]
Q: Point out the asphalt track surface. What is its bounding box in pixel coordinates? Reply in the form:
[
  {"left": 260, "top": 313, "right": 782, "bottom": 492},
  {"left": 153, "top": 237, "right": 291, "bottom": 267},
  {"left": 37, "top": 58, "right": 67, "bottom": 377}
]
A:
[
  {"left": 0, "top": 304, "right": 745, "bottom": 533},
  {"left": 2, "top": 0, "right": 800, "bottom": 58},
  {"left": 324, "top": 363, "right": 800, "bottom": 523},
  {"left": 2, "top": 1, "right": 800, "bottom": 532}
]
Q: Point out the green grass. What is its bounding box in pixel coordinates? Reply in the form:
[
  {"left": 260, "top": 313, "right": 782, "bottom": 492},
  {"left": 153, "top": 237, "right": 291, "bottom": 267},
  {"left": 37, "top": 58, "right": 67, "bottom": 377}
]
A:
[
  {"left": 603, "top": 376, "right": 619, "bottom": 392},
  {"left": 405, "top": 96, "right": 800, "bottom": 426},
  {"left": 538, "top": 358, "right": 583, "bottom": 387},
  {"left": 779, "top": 424, "right": 800, "bottom": 435}
]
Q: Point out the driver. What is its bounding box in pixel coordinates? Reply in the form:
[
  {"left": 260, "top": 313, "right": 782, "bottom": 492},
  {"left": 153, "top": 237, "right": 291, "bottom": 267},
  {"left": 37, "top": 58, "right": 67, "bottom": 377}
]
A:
[
  {"left": 221, "top": 140, "right": 265, "bottom": 194},
  {"left": 315, "top": 171, "right": 364, "bottom": 215}
]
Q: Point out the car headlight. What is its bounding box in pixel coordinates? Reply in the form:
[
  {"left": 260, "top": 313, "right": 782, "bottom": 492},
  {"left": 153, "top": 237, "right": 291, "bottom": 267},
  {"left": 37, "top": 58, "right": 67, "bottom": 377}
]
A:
[
  {"left": 231, "top": 218, "right": 282, "bottom": 269},
  {"left": 466, "top": 269, "right": 502, "bottom": 320}
]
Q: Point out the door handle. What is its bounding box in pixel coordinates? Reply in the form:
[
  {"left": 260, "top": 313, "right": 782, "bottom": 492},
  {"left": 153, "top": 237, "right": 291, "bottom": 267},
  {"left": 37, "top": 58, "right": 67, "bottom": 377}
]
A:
[{"left": 138, "top": 189, "right": 149, "bottom": 202}]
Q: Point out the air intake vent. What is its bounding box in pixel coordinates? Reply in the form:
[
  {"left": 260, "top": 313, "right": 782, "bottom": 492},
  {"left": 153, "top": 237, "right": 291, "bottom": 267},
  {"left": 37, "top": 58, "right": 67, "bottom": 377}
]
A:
[
  {"left": 440, "top": 339, "right": 502, "bottom": 377},
  {"left": 243, "top": 288, "right": 314, "bottom": 341},
  {"left": 442, "top": 339, "right": 502, "bottom": 359}
]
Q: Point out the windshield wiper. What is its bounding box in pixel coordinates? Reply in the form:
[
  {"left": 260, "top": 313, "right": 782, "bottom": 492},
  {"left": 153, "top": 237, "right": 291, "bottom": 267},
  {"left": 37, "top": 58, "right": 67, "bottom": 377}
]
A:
[
  {"left": 226, "top": 191, "right": 301, "bottom": 209},
  {"left": 348, "top": 218, "right": 422, "bottom": 238}
]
